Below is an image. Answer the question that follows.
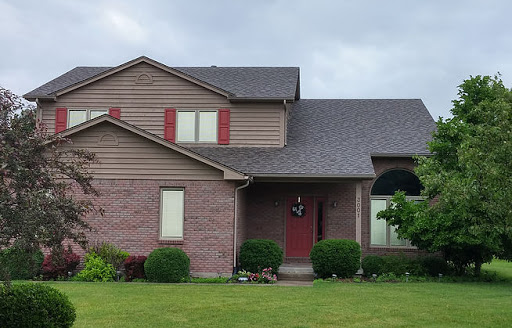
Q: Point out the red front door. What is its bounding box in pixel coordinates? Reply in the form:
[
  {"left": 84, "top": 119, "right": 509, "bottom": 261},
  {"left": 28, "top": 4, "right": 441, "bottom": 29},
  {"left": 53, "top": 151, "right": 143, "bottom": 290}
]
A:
[{"left": 286, "top": 197, "right": 314, "bottom": 257}]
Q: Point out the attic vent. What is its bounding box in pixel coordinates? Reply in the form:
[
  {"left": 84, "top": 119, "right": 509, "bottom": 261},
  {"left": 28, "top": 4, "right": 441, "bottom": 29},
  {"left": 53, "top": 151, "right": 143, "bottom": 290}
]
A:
[
  {"left": 97, "top": 132, "right": 119, "bottom": 146},
  {"left": 135, "top": 73, "right": 153, "bottom": 84}
]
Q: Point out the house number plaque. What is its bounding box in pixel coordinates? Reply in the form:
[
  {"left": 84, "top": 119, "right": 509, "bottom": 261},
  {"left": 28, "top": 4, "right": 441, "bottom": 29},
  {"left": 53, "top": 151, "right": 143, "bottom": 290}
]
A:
[{"left": 291, "top": 203, "right": 306, "bottom": 217}]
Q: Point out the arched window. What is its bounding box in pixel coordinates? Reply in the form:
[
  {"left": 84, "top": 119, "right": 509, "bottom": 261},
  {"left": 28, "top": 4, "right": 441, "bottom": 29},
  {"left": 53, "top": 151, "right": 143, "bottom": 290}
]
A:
[{"left": 370, "top": 169, "right": 423, "bottom": 247}]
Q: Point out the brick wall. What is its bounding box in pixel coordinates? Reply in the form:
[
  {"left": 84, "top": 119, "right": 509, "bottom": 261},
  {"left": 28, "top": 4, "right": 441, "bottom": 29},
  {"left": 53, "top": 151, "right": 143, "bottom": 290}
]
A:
[
  {"left": 235, "top": 187, "right": 247, "bottom": 261},
  {"left": 242, "top": 181, "right": 357, "bottom": 257},
  {"left": 72, "top": 179, "right": 236, "bottom": 277},
  {"left": 360, "top": 157, "right": 428, "bottom": 257},
  {"left": 239, "top": 157, "right": 428, "bottom": 261}
]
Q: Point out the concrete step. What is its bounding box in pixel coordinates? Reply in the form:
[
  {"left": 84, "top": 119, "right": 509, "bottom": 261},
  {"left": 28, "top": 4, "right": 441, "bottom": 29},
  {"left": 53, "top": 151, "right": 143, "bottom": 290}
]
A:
[
  {"left": 279, "top": 263, "right": 315, "bottom": 282},
  {"left": 279, "top": 272, "right": 315, "bottom": 281}
]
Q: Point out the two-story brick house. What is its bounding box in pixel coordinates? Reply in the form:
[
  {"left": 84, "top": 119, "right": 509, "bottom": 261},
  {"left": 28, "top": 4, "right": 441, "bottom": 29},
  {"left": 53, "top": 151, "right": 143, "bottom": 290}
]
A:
[{"left": 24, "top": 56, "right": 435, "bottom": 277}]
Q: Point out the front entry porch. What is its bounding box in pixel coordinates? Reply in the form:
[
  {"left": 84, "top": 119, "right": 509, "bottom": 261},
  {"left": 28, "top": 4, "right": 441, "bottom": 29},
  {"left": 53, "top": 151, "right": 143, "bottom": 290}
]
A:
[{"left": 238, "top": 181, "right": 359, "bottom": 259}]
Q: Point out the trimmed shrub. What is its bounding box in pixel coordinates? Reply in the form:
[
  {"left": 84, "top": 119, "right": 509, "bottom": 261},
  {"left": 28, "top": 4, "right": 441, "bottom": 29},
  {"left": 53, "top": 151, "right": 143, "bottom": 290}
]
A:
[
  {"left": 309, "top": 239, "right": 361, "bottom": 278},
  {"left": 145, "top": 248, "right": 190, "bottom": 283},
  {"left": 124, "top": 255, "right": 147, "bottom": 281},
  {"left": 361, "top": 255, "right": 385, "bottom": 276},
  {"left": 0, "top": 283, "right": 76, "bottom": 327},
  {"left": 89, "top": 242, "right": 129, "bottom": 271},
  {"left": 239, "top": 239, "right": 283, "bottom": 275},
  {"left": 381, "top": 255, "right": 412, "bottom": 276},
  {"left": 42, "top": 249, "right": 81, "bottom": 280},
  {"left": 75, "top": 252, "right": 116, "bottom": 282},
  {"left": 0, "top": 247, "right": 44, "bottom": 280},
  {"left": 419, "top": 256, "right": 449, "bottom": 276}
]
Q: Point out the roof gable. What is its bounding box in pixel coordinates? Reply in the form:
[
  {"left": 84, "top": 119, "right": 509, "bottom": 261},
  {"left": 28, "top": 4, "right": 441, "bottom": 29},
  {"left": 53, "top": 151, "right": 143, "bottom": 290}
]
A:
[
  {"left": 25, "top": 56, "right": 231, "bottom": 100},
  {"left": 53, "top": 115, "right": 246, "bottom": 181},
  {"left": 24, "top": 56, "right": 300, "bottom": 101}
]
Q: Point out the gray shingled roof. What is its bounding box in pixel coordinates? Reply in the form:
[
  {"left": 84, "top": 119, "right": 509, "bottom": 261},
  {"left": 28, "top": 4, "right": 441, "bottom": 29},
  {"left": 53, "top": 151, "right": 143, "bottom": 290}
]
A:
[
  {"left": 192, "top": 99, "right": 435, "bottom": 177},
  {"left": 174, "top": 67, "right": 298, "bottom": 99},
  {"left": 24, "top": 67, "right": 111, "bottom": 99},
  {"left": 24, "top": 65, "right": 299, "bottom": 100}
]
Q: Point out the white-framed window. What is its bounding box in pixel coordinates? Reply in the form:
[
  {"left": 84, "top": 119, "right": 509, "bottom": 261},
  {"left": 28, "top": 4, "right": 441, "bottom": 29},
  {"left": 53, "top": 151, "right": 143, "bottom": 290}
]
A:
[
  {"left": 370, "top": 169, "right": 423, "bottom": 248},
  {"left": 68, "top": 109, "right": 108, "bottom": 128},
  {"left": 176, "top": 110, "right": 217, "bottom": 143},
  {"left": 160, "top": 188, "right": 185, "bottom": 240},
  {"left": 370, "top": 197, "right": 423, "bottom": 247}
]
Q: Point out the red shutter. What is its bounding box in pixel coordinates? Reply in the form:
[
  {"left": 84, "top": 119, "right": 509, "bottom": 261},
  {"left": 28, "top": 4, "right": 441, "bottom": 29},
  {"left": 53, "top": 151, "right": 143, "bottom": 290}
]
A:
[
  {"left": 218, "top": 109, "right": 230, "bottom": 145},
  {"left": 164, "top": 108, "right": 176, "bottom": 142},
  {"left": 109, "top": 108, "right": 121, "bottom": 119},
  {"left": 55, "top": 108, "right": 67, "bottom": 133}
]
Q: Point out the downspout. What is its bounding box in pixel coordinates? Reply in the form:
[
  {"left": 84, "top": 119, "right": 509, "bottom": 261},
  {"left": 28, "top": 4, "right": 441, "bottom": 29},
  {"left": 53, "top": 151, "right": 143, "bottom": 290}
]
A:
[
  {"left": 283, "top": 99, "right": 288, "bottom": 146},
  {"left": 233, "top": 176, "right": 252, "bottom": 273}
]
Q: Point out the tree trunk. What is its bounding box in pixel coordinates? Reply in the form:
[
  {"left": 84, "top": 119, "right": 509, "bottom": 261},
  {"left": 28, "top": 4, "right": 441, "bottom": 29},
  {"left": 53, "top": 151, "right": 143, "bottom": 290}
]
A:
[{"left": 474, "top": 261, "right": 482, "bottom": 276}]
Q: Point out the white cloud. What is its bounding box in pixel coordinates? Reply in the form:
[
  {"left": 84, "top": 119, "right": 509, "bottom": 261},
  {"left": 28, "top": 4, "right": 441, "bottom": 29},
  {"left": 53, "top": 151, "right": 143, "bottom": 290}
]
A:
[{"left": 100, "top": 7, "right": 147, "bottom": 43}]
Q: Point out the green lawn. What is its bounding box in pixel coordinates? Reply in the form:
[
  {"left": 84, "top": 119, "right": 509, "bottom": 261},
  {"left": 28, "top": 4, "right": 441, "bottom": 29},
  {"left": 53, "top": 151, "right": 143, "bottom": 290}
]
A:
[
  {"left": 482, "top": 259, "right": 512, "bottom": 281},
  {"left": 48, "top": 267, "right": 512, "bottom": 328}
]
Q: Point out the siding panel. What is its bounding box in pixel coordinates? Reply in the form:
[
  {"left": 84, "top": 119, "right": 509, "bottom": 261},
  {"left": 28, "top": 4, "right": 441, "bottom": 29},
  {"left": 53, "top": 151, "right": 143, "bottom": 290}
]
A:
[
  {"left": 62, "top": 122, "right": 224, "bottom": 180},
  {"left": 40, "top": 62, "right": 285, "bottom": 146}
]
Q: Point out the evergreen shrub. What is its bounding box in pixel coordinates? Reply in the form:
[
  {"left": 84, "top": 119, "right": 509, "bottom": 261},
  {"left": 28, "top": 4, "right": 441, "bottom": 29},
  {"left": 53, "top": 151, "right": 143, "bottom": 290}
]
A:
[
  {"left": 144, "top": 248, "right": 190, "bottom": 283},
  {"left": 309, "top": 239, "right": 361, "bottom": 278},
  {"left": 0, "top": 283, "right": 76, "bottom": 328},
  {"left": 361, "top": 255, "right": 385, "bottom": 276},
  {"left": 239, "top": 239, "right": 283, "bottom": 275}
]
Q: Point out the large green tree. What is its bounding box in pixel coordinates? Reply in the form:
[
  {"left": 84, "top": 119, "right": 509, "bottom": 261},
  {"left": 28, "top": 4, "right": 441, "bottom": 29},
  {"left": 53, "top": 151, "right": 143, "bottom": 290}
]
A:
[
  {"left": 0, "top": 87, "right": 99, "bottom": 275},
  {"left": 378, "top": 75, "right": 512, "bottom": 275}
]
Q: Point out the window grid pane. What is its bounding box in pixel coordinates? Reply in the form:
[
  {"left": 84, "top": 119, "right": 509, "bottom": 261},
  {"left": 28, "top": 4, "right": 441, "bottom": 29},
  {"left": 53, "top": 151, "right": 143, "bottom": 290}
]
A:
[
  {"left": 370, "top": 199, "right": 387, "bottom": 246},
  {"left": 161, "top": 189, "right": 184, "bottom": 239},
  {"left": 390, "top": 226, "right": 407, "bottom": 246},
  {"left": 177, "top": 111, "right": 196, "bottom": 142},
  {"left": 68, "top": 110, "right": 87, "bottom": 128},
  {"left": 198, "top": 111, "right": 217, "bottom": 142},
  {"left": 90, "top": 110, "right": 108, "bottom": 119}
]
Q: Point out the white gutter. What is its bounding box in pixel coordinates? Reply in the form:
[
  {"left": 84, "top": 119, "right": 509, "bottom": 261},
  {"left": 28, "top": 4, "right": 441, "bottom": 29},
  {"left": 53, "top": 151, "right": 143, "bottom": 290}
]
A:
[{"left": 233, "top": 176, "right": 252, "bottom": 272}]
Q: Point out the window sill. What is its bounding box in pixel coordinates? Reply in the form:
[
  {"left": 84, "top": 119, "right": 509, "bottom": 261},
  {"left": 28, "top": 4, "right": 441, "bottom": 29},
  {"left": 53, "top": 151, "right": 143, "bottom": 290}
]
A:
[
  {"left": 176, "top": 142, "right": 219, "bottom": 147},
  {"left": 369, "top": 245, "right": 417, "bottom": 250},
  {"left": 158, "top": 239, "right": 184, "bottom": 245}
]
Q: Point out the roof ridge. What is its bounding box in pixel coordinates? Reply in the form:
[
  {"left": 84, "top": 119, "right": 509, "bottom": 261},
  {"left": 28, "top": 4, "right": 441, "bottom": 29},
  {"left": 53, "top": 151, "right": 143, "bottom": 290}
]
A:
[{"left": 298, "top": 98, "right": 423, "bottom": 101}]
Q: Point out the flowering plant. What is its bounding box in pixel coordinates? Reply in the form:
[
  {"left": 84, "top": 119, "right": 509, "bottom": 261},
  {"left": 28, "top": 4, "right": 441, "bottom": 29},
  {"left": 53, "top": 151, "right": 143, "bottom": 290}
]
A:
[
  {"left": 250, "top": 267, "right": 277, "bottom": 284},
  {"left": 230, "top": 267, "right": 277, "bottom": 284}
]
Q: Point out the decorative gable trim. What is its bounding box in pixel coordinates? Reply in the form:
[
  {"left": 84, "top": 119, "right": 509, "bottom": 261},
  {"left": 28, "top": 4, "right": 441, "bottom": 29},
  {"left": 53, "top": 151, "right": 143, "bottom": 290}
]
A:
[{"left": 53, "top": 56, "right": 232, "bottom": 99}]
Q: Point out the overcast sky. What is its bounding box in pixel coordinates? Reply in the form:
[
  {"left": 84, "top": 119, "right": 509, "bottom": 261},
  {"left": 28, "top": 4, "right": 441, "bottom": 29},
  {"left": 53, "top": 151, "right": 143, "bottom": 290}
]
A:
[{"left": 1, "top": 0, "right": 511, "bottom": 119}]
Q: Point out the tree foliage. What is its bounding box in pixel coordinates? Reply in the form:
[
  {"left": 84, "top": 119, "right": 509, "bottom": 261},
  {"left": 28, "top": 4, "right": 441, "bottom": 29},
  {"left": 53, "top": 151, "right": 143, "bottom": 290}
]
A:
[
  {"left": 0, "top": 87, "right": 99, "bottom": 268},
  {"left": 378, "top": 75, "right": 512, "bottom": 275}
]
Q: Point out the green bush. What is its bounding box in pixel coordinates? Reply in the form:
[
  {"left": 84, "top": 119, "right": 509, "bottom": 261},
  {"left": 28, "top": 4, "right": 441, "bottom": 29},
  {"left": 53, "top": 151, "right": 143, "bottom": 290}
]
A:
[
  {"left": 144, "top": 248, "right": 190, "bottom": 283},
  {"left": 0, "top": 247, "right": 44, "bottom": 280},
  {"left": 419, "top": 256, "right": 449, "bottom": 276},
  {"left": 0, "top": 283, "right": 76, "bottom": 327},
  {"left": 361, "top": 255, "right": 385, "bottom": 276},
  {"left": 239, "top": 239, "right": 283, "bottom": 275},
  {"left": 309, "top": 239, "right": 361, "bottom": 278},
  {"left": 75, "top": 252, "right": 116, "bottom": 282},
  {"left": 89, "top": 242, "right": 129, "bottom": 270},
  {"left": 380, "top": 254, "right": 414, "bottom": 276}
]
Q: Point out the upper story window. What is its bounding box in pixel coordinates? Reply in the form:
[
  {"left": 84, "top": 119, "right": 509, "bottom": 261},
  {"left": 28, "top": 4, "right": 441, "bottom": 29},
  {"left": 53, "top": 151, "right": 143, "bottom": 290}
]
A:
[
  {"left": 68, "top": 109, "right": 108, "bottom": 128},
  {"left": 370, "top": 169, "right": 423, "bottom": 247},
  {"left": 176, "top": 110, "right": 217, "bottom": 143}
]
